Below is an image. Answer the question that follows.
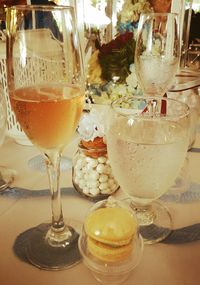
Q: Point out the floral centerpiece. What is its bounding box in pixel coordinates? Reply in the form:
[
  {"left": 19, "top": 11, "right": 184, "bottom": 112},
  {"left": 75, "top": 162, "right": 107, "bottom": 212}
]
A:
[
  {"left": 117, "top": 0, "right": 153, "bottom": 34},
  {"left": 86, "top": 0, "right": 154, "bottom": 104}
]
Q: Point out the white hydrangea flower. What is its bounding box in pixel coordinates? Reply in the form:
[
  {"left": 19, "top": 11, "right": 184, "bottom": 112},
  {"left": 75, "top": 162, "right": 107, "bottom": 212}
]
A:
[
  {"left": 120, "top": 7, "right": 134, "bottom": 22},
  {"left": 78, "top": 109, "right": 106, "bottom": 141},
  {"left": 77, "top": 114, "right": 94, "bottom": 141},
  {"left": 118, "top": 0, "right": 153, "bottom": 24}
]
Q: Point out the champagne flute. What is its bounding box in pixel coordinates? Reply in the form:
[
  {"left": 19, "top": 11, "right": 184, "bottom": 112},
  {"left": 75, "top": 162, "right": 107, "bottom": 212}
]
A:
[
  {"left": 134, "top": 13, "right": 180, "bottom": 97},
  {"left": 6, "top": 5, "right": 85, "bottom": 270},
  {"left": 106, "top": 96, "right": 190, "bottom": 244}
]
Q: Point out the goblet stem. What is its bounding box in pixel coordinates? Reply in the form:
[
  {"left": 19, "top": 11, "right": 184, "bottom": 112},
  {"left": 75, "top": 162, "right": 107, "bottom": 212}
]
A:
[
  {"left": 45, "top": 151, "right": 72, "bottom": 246},
  {"left": 130, "top": 200, "right": 173, "bottom": 244},
  {"left": 130, "top": 203, "right": 155, "bottom": 226}
]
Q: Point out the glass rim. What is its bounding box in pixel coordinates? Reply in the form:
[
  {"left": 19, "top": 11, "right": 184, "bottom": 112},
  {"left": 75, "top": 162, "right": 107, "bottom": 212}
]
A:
[
  {"left": 111, "top": 96, "right": 190, "bottom": 118},
  {"left": 7, "top": 5, "right": 74, "bottom": 12}
]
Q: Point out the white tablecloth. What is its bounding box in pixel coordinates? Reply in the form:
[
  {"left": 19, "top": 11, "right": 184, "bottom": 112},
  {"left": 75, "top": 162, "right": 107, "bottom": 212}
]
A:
[{"left": 0, "top": 130, "right": 200, "bottom": 285}]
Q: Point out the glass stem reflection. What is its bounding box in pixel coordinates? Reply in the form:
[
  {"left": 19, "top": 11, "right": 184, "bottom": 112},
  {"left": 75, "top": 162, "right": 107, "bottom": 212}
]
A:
[
  {"left": 131, "top": 203, "right": 155, "bottom": 226},
  {"left": 45, "top": 151, "right": 71, "bottom": 246}
]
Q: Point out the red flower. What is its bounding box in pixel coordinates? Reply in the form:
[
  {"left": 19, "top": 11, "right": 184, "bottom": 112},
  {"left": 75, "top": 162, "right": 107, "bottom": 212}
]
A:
[{"left": 99, "top": 32, "right": 133, "bottom": 55}]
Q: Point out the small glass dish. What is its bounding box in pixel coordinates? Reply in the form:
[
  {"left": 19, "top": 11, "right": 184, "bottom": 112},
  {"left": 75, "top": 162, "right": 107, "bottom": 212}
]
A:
[{"left": 78, "top": 198, "right": 144, "bottom": 285}]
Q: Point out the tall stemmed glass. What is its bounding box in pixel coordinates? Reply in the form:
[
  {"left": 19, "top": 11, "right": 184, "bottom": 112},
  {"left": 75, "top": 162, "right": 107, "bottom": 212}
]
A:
[
  {"left": 134, "top": 13, "right": 180, "bottom": 97},
  {"left": 0, "top": 88, "right": 7, "bottom": 152},
  {"left": 106, "top": 96, "right": 190, "bottom": 244},
  {"left": 6, "top": 5, "right": 85, "bottom": 270},
  {"left": 0, "top": 7, "right": 16, "bottom": 191}
]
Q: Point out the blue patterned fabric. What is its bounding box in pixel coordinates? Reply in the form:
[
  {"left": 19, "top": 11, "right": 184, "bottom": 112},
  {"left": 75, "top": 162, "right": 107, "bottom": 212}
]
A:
[
  {"left": 161, "top": 182, "right": 200, "bottom": 203},
  {"left": 1, "top": 183, "right": 200, "bottom": 249},
  {"left": 2, "top": 181, "right": 200, "bottom": 204}
]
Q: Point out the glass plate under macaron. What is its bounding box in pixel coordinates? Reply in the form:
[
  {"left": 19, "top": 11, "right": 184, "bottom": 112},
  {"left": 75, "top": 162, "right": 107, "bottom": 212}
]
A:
[{"left": 78, "top": 198, "right": 144, "bottom": 285}]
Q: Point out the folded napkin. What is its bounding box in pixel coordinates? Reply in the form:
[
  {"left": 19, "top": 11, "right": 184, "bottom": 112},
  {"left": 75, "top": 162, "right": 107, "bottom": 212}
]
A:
[
  {"left": 140, "top": 223, "right": 200, "bottom": 244},
  {"left": 0, "top": 186, "right": 81, "bottom": 199},
  {"left": 2, "top": 181, "right": 200, "bottom": 203},
  {"left": 162, "top": 224, "right": 200, "bottom": 244},
  {"left": 161, "top": 181, "right": 200, "bottom": 203}
]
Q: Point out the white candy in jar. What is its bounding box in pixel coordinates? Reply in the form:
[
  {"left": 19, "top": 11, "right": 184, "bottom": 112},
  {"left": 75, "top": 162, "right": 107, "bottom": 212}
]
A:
[
  {"left": 87, "top": 180, "right": 100, "bottom": 188},
  {"left": 98, "top": 156, "right": 107, "bottom": 164},
  {"left": 73, "top": 151, "right": 118, "bottom": 197},
  {"left": 82, "top": 187, "right": 90, "bottom": 195},
  {"left": 96, "top": 163, "right": 106, "bottom": 174},
  {"left": 99, "top": 182, "right": 108, "bottom": 191},
  {"left": 99, "top": 174, "right": 108, "bottom": 183},
  {"left": 88, "top": 170, "right": 100, "bottom": 181},
  {"left": 90, "top": 188, "right": 100, "bottom": 196},
  {"left": 86, "top": 157, "right": 98, "bottom": 168}
]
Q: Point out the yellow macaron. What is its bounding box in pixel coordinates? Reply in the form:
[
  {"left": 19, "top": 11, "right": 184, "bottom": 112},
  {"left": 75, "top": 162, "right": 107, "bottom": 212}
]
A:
[
  {"left": 84, "top": 207, "right": 137, "bottom": 246},
  {"left": 87, "top": 236, "right": 134, "bottom": 263}
]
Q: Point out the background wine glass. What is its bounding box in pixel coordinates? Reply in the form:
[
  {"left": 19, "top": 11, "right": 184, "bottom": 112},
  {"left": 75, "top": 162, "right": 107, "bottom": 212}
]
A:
[
  {"left": 0, "top": 13, "right": 16, "bottom": 191},
  {"left": 0, "top": 87, "right": 7, "bottom": 160},
  {"left": 134, "top": 13, "right": 180, "bottom": 97},
  {"left": 134, "top": 12, "right": 195, "bottom": 195},
  {"left": 7, "top": 5, "right": 85, "bottom": 270},
  {"left": 106, "top": 96, "right": 190, "bottom": 244}
]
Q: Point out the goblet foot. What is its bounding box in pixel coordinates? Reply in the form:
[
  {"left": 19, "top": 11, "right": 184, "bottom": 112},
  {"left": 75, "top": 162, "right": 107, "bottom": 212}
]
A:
[
  {"left": 130, "top": 201, "right": 173, "bottom": 244},
  {"left": 0, "top": 166, "right": 15, "bottom": 191},
  {"left": 26, "top": 221, "right": 82, "bottom": 270}
]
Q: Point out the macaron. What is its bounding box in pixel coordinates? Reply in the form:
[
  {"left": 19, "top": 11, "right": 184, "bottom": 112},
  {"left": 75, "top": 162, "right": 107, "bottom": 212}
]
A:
[
  {"left": 87, "top": 236, "right": 134, "bottom": 263},
  {"left": 84, "top": 207, "right": 137, "bottom": 246}
]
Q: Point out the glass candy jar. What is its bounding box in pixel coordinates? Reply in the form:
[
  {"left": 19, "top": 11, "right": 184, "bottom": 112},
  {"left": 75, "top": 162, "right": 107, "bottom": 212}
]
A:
[{"left": 72, "top": 140, "right": 119, "bottom": 201}]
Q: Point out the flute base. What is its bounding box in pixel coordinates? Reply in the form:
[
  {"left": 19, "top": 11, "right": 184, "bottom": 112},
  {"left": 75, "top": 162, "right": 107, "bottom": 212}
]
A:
[{"left": 26, "top": 222, "right": 82, "bottom": 270}]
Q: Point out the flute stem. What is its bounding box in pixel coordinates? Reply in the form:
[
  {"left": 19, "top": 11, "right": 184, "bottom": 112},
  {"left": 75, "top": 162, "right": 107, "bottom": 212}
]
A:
[{"left": 45, "top": 151, "right": 71, "bottom": 246}]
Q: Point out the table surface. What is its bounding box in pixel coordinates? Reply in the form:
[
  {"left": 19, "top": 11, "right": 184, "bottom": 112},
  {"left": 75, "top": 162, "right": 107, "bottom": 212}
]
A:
[{"left": 0, "top": 126, "right": 200, "bottom": 285}]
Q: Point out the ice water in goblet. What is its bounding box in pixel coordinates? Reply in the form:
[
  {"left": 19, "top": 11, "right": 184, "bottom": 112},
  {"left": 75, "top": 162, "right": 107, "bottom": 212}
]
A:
[
  {"left": 134, "top": 13, "right": 180, "bottom": 97},
  {"left": 106, "top": 96, "right": 190, "bottom": 244},
  {"left": 7, "top": 5, "right": 85, "bottom": 269}
]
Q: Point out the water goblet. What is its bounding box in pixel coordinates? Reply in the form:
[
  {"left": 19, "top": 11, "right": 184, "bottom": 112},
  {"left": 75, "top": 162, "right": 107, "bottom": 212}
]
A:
[
  {"left": 106, "top": 96, "right": 190, "bottom": 244},
  {"left": 134, "top": 12, "right": 180, "bottom": 97},
  {"left": 6, "top": 5, "right": 85, "bottom": 269}
]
